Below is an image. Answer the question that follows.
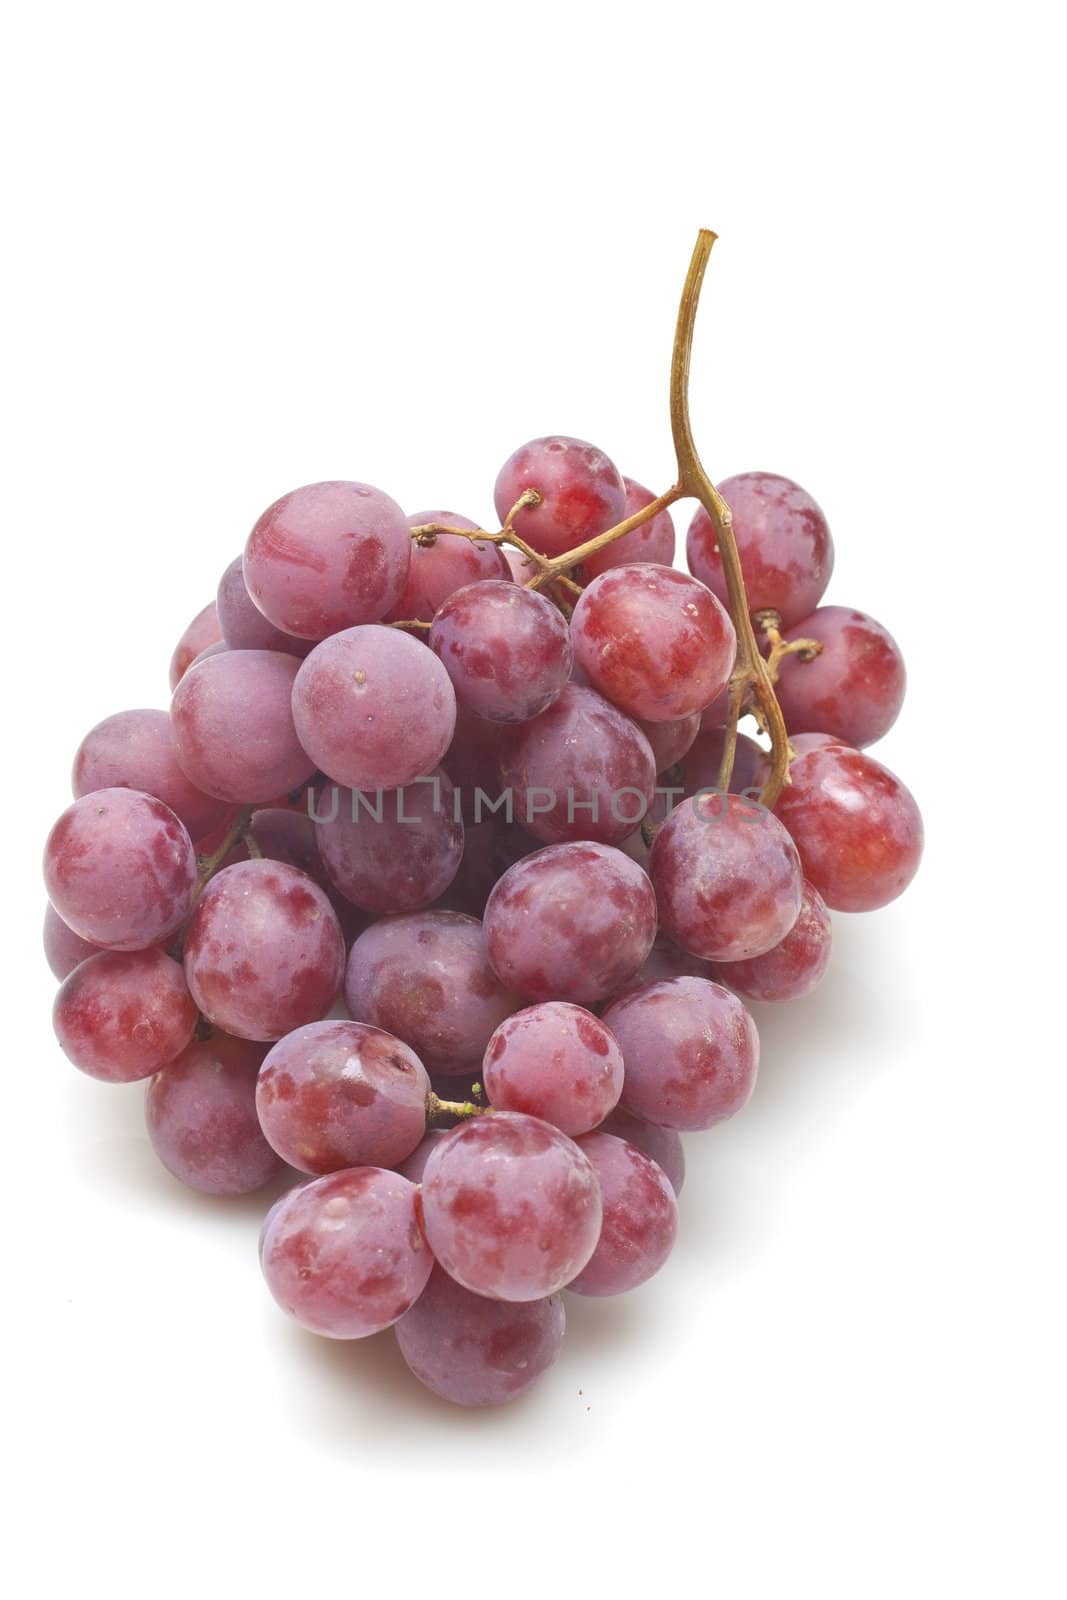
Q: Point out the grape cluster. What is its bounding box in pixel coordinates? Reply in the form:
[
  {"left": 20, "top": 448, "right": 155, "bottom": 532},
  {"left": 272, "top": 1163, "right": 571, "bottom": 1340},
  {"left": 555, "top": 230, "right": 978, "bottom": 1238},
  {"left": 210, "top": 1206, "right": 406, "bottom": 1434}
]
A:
[{"left": 43, "top": 355, "right": 922, "bottom": 1408}]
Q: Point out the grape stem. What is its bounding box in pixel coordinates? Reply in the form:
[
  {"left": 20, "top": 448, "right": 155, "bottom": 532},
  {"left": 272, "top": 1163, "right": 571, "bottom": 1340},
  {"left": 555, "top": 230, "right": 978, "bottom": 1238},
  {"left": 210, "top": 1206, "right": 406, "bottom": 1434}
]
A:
[
  {"left": 196, "top": 806, "right": 255, "bottom": 885},
  {"left": 426, "top": 1091, "right": 488, "bottom": 1124},
  {"left": 755, "top": 611, "right": 823, "bottom": 683}
]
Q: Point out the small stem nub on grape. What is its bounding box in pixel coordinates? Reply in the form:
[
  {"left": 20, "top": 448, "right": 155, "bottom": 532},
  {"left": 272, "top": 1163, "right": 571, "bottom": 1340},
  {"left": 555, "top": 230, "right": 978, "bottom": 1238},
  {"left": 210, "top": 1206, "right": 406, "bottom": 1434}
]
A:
[{"left": 426, "top": 1091, "right": 488, "bottom": 1125}]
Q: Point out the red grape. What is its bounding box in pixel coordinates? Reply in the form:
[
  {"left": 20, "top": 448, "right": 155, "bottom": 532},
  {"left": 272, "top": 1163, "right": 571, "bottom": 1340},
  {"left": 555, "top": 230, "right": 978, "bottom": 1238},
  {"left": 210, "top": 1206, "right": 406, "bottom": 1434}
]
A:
[
  {"left": 676, "top": 725, "right": 770, "bottom": 798},
  {"left": 243, "top": 480, "right": 411, "bottom": 639},
  {"left": 396, "top": 1128, "right": 451, "bottom": 1184},
  {"left": 169, "top": 601, "right": 222, "bottom": 690},
  {"left": 292, "top": 625, "right": 456, "bottom": 792},
  {"left": 579, "top": 476, "right": 676, "bottom": 581},
  {"left": 44, "top": 788, "right": 197, "bottom": 950},
  {"left": 608, "top": 934, "right": 712, "bottom": 998},
  {"left": 440, "top": 703, "right": 519, "bottom": 823},
  {"left": 183, "top": 859, "right": 345, "bottom": 1040},
  {"left": 395, "top": 1264, "right": 565, "bottom": 1406},
  {"left": 314, "top": 773, "right": 463, "bottom": 913},
  {"left": 571, "top": 564, "right": 735, "bottom": 722},
  {"left": 773, "top": 605, "right": 906, "bottom": 748},
  {"left": 260, "top": 1167, "right": 432, "bottom": 1338},
  {"left": 482, "top": 1002, "right": 624, "bottom": 1135},
  {"left": 687, "top": 471, "right": 834, "bottom": 627},
  {"left": 569, "top": 1132, "right": 678, "bottom": 1296},
  {"left": 344, "top": 911, "right": 520, "bottom": 1075},
  {"left": 484, "top": 841, "right": 657, "bottom": 1005},
  {"left": 602, "top": 976, "right": 759, "bottom": 1131},
  {"left": 598, "top": 1107, "right": 685, "bottom": 1195},
  {"left": 498, "top": 683, "right": 656, "bottom": 847},
  {"left": 650, "top": 791, "right": 803, "bottom": 960},
  {"left": 43, "top": 904, "right": 101, "bottom": 981},
  {"left": 385, "top": 511, "right": 509, "bottom": 621},
  {"left": 713, "top": 879, "right": 832, "bottom": 1002},
  {"left": 72, "top": 707, "right": 229, "bottom": 841},
  {"left": 145, "top": 1033, "right": 282, "bottom": 1194},
  {"left": 53, "top": 947, "right": 198, "bottom": 1083},
  {"left": 493, "top": 436, "right": 625, "bottom": 559},
  {"left": 635, "top": 711, "right": 701, "bottom": 774},
  {"left": 789, "top": 731, "right": 849, "bottom": 758},
  {"left": 171, "top": 649, "right": 314, "bottom": 804},
  {"left": 774, "top": 745, "right": 923, "bottom": 912},
  {"left": 429, "top": 579, "right": 573, "bottom": 723},
  {"left": 256, "top": 1020, "right": 430, "bottom": 1174},
  {"left": 216, "top": 554, "right": 313, "bottom": 656},
  {"left": 419, "top": 1111, "right": 602, "bottom": 1300}
]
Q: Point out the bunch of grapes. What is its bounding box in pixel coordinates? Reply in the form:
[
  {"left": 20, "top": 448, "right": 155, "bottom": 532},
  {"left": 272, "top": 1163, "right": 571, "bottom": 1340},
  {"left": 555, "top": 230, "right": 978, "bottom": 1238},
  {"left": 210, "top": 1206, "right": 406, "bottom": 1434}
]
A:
[{"left": 42, "top": 234, "right": 922, "bottom": 1408}]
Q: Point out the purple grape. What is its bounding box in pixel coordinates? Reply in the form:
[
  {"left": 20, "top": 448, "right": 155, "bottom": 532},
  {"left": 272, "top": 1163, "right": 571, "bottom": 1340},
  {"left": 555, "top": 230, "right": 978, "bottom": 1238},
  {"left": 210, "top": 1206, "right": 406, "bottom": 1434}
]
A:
[
  {"left": 260, "top": 1167, "right": 432, "bottom": 1337},
  {"left": 675, "top": 726, "right": 771, "bottom": 799},
  {"left": 216, "top": 554, "right": 313, "bottom": 656},
  {"left": 314, "top": 773, "right": 464, "bottom": 913},
  {"left": 242, "top": 806, "right": 373, "bottom": 944},
  {"left": 183, "top": 859, "right": 345, "bottom": 1041},
  {"left": 498, "top": 684, "right": 657, "bottom": 847},
  {"left": 788, "top": 731, "right": 851, "bottom": 758},
  {"left": 44, "top": 788, "right": 198, "bottom": 951},
  {"left": 384, "top": 511, "right": 510, "bottom": 622},
  {"left": 53, "top": 947, "right": 198, "bottom": 1082},
  {"left": 602, "top": 976, "right": 759, "bottom": 1131},
  {"left": 431, "top": 815, "right": 535, "bottom": 917},
  {"left": 650, "top": 791, "right": 803, "bottom": 961},
  {"left": 145, "top": 1033, "right": 282, "bottom": 1194},
  {"left": 169, "top": 601, "right": 222, "bottom": 690},
  {"left": 687, "top": 471, "right": 834, "bottom": 627},
  {"left": 72, "top": 707, "right": 230, "bottom": 841},
  {"left": 396, "top": 1128, "right": 451, "bottom": 1184},
  {"left": 292, "top": 625, "right": 457, "bottom": 792},
  {"left": 773, "top": 605, "right": 907, "bottom": 749},
  {"left": 608, "top": 934, "right": 712, "bottom": 999},
  {"left": 571, "top": 564, "right": 736, "bottom": 722},
  {"left": 429, "top": 580, "right": 573, "bottom": 723},
  {"left": 635, "top": 711, "right": 701, "bottom": 773},
  {"left": 482, "top": 1003, "right": 623, "bottom": 1135},
  {"left": 243, "top": 481, "right": 412, "bottom": 639},
  {"left": 395, "top": 1265, "right": 565, "bottom": 1406},
  {"left": 256, "top": 1020, "right": 429, "bottom": 1174},
  {"left": 580, "top": 476, "right": 676, "bottom": 581},
  {"left": 598, "top": 1107, "right": 685, "bottom": 1195},
  {"left": 493, "top": 436, "right": 625, "bottom": 559},
  {"left": 484, "top": 842, "right": 657, "bottom": 1005},
  {"left": 43, "top": 903, "right": 101, "bottom": 981},
  {"left": 569, "top": 1132, "right": 678, "bottom": 1296},
  {"left": 343, "top": 911, "right": 520, "bottom": 1075},
  {"left": 420, "top": 1111, "right": 602, "bottom": 1300},
  {"left": 712, "top": 879, "right": 832, "bottom": 1002},
  {"left": 170, "top": 648, "right": 314, "bottom": 805}
]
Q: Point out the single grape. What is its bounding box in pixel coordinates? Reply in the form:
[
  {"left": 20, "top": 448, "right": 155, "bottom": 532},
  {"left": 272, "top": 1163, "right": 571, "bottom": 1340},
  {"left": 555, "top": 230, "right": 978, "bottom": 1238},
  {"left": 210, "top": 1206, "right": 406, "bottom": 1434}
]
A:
[
  {"left": 344, "top": 911, "right": 520, "bottom": 1075},
  {"left": 676, "top": 726, "right": 770, "bottom": 799},
  {"left": 292, "top": 625, "right": 456, "bottom": 792},
  {"left": 485, "top": 842, "right": 657, "bottom": 1005},
  {"left": 395, "top": 1264, "right": 565, "bottom": 1406},
  {"left": 170, "top": 649, "right": 314, "bottom": 805},
  {"left": 687, "top": 472, "right": 834, "bottom": 627},
  {"left": 598, "top": 1107, "right": 686, "bottom": 1195},
  {"left": 385, "top": 512, "right": 510, "bottom": 622},
  {"left": 608, "top": 934, "right": 712, "bottom": 998},
  {"left": 44, "top": 788, "right": 197, "bottom": 950},
  {"left": 53, "top": 947, "right": 198, "bottom": 1082},
  {"left": 712, "top": 879, "right": 832, "bottom": 1002},
  {"left": 145, "top": 1033, "right": 282, "bottom": 1194},
  {"left": 568, "top": 1132, "right": 678, "bottom": 1296},
  {"left": 482, "top": 1003, "right": 623, "bottom": 1135},
  {"left": 571, "top": 564, "right": 736, "bottom": 722},
  {"left": 420, "top": 1111, "right": 602, "bottom": 1300},
  {"left": 183, "top": 859, "right": 345, "bottom": 1040},
  {"left": 313, "top": 772, "right": 463, "bottom": 913},
  {"left": 216, "top": 555, "right": 313, "bottom": 656},
  {"left": 256, "top": 1020, "right": 429, "bottom": 1174},
  {"left": 580, "top": 476, "right": 676, "bottom": 581},
  {"left": 772, "top": 606, "right": 907, "bottom": 748},
  {"left": 650, "top": 791, "right": 803, "bottom": 961},
  {"left": 493, "top": 436, "right": 626, "bottom": 559},
  {"left": 429, "top": 580, "right": 573, "bottom": 723},
  {"left": 498, "top": 684, "right": 656, "bottom": 846},
  {"left": 43, "top": 903, "right": 101, "bottom": 981},
  {"left": 260, "top": 1167, "right": 432, "bottom": 1337},
  {"left": 635, "top": 711, "right": 701, "bottom": 774},
  {"left": 169, "top": 601, "right": 222, "bottom": 690},
  {"left": 396, "top": 1128, "right": 451, "bottom": 1184},
  {"left": 243, "top": 481, "right": 412, "bottom": 639},
  {"left": 72, "top": 708, "right": 230, "bottom": 841},
  {"left": 774, "top": 745, "right": 923, "bottom": 912},
  {"left": 602, "top": 976, "right": 759, "bottom": 1131}
]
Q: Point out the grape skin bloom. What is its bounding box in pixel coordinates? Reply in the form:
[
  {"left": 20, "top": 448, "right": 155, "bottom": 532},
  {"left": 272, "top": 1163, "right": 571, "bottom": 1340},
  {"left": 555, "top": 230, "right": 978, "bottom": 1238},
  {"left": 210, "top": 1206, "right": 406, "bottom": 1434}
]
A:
[
  {"left": 687, "top": 471, "right": 834, "bottom": 628},
  {"left": 772, "top": 605, "right": 907, "bottom": 750},
  {"left": 260, "top": 1168, "right": 433, "bottom": 1338},
  {"left": 419, "top": 1112, "right": 603, "bottom": 1301},
  {"left": 171, "top": 649, "right": 315, "bottom": 804},
  {"left": 72, "top": 707, "right": 230, "bottom": 842},
  {"left": 712, "top": 879, "right": 832, "bottom": 1002},
  {"left": 54, "top": 947, "right": 198, "bottom": 1082},
  {"left": 146, "top": 1033, "right": 282, "bottom": 1195},
  {"left": 482, "top": 1002, "right": 624, "bottom": 1136},
  {"left": 429, "top": 579, "right": 573, "bottom": 724},
  {"left": 569, "top": 1132, "right": 679, "bottom": 1297},
  {"left": 169, "top": 601, "right": 222, "bottom": 690},
  {"left": 314, "top": 772, "right": 464, "bottom": 913},
  {"left": 493, "top": 435, "right": 626, "bottom": 559}
]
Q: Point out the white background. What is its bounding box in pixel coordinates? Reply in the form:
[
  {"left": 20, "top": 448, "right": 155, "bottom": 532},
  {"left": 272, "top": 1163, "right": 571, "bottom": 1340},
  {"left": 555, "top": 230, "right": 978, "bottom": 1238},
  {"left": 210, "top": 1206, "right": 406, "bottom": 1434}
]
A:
[{"left": 3, "top": 3, "right": 1064, "bottom": 1596}]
